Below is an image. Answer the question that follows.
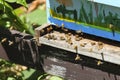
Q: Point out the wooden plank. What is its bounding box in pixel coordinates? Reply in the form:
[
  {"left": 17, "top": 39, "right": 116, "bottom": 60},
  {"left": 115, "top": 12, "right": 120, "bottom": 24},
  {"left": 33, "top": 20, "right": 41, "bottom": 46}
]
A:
[
  {"left": 39, "top": 37, "right": 120, "bottom": 65},
  {"left": 39, "top": 45, "right": 120, "bottom": 80},
  {"left": 0, "top": 43, "right": 9, "bottom": 60},
  {"left": 35, "top": 24, "right": 120, "bottom": 65}
]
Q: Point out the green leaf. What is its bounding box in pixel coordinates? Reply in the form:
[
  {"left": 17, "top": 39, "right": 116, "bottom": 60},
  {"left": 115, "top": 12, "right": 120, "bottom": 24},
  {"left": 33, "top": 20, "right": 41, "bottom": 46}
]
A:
[
  {"left": 5, "top": 0, "right": 17, "bottom": 3},
  {"left": 16, "top": 0, "right": 28, "bottom": 8},
  {"left": 4, "top": 0, "right": 27, "bottom": 8},
  {"left": 50, "top": 76, "right": 63, "bottom": 80}
]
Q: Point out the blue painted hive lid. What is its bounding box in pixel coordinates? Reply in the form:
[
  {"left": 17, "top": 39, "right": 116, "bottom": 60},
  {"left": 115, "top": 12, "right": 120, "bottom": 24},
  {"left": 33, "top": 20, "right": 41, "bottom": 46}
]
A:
[{"left": 88, "top": 0, "right": 120, "bottom": 8}]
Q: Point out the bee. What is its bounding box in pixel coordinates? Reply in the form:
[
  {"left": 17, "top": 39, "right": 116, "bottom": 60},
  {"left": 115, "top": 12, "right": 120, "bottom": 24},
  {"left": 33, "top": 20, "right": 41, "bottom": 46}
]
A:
[
  {"left": 47, "top": 27, "right": 51, "bottom": 33},
  {"left": 75, "top": 54, "right": 81, "bottom": 61},
  {"left": 65, "top": 33, "right": 73, "bottom": 44},
  {"left": 44, "top": 35, "right": 49, "bottom": 39},
  {"left": 80, "top": 43, "right": 85, "bottom": 47},
  {"left": 66, "top": 37, "right": 71, "bottom": 42},
  {"left": 40, "top": 29, "right": 44, "bottom": 33},
  {"left": 9, "top": 26, "right": 14, "bottom": 30},
  {"left": 97, "top": 60, "right": 103, "bottom": 66},
  {"left": 51, "top": 35, "right": 57, "bottom": 40},
  {"left": 74, "top": 45, "right": 78, "bottom": 50},
  {"left": 68, "top": 40, "right": 73, "bottom": 45},
  {"left": 1, "top": 38, "right": 7, "bottom": 43},
  {"left": 45, "top": 34, "right": 52, "bottom": 40},
  {"left": 98, "top": 41, "right": 103, "bottom": 45},
  {"left": 75, "top": 37, "right": 81, "bottom": 41},
  {"left": 68, "top": 33, "right": 72, "bottom": 36},
  {"left": 49, "top": 26, "right": 53, "bottom": 30},
  {"left": 97, "top": 41, "right": 104, "bottom": 50},
  {"left": 80, "top": 43, "right": 86, "bottom": 47},
  {"left": 8, "top": 41, "right": 13, "bottom": 46},
  {"left": 66, "top": 37, "right": 73, "bottom": 45},
  {"left": 91, "top": 42, "right": 96, "bottom": 46},
  {"left": 61, "top": 23, "right": 64, "bottom": 29},
  {"left": 109, "top": 24, "right": 114, "bottom": 29},
  {"left": 65, "top": 34, "right": 69, "bottom": 38},
  {"left": 75, "top": 35, "right": 82, "bottom": 41},
  {"left": 60, "top": 36, "right": 65, "bottom": 40},
  {"left": 76, "top": 30, "right": 82, "bottom": 34},
  {"left": 75, "top": 34, "right": 79, "bottom": 38}
]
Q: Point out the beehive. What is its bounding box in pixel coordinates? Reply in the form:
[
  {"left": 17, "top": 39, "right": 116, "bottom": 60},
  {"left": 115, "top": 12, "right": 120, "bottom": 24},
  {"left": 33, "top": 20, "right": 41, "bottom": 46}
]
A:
[{"left": 46, "top": 0, "right": 120, "bottom": 41}]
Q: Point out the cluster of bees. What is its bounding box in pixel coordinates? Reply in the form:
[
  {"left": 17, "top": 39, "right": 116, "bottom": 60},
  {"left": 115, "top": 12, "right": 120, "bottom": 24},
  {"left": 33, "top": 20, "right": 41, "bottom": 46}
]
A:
[
  {"left": 41, "top": 25, "right": 104, "bottom": 50},
  {"left": 40, "top": 25, "right": 104, "bottom": 65}
]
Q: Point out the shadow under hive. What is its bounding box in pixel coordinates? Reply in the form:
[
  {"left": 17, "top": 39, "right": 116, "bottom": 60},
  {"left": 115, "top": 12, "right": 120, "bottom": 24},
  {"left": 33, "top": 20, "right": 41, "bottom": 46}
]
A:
[{"left": 40, "top": 45, "right": 120, "bottom": 80}]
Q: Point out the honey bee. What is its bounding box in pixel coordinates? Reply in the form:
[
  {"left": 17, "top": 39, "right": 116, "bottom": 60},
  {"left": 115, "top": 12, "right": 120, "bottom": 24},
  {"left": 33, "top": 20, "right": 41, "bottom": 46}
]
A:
[
  {"left": 51, "top": 35, "right": 57, "bottom": 40},
  {"left": 97, "top": 41, "right": 104, "bottom": 50},
  {"left": 66, "top": 37, "right": 71, "bottom": 42},
  {"left": 8, "top": 41, "right": 13, "bottom": 46},
  {"left": 75, "top": 54, "right": 81, "bottom": 61},
  {"left": 68, "top": 40, "right": 73, "bottom": 45},
  {"left": 49, "top": 26, "right": 53, "bottom": 30},
  {"left": 9, "top": 26, "right": 14, "bottom": 30},
  {"left": 68, "top": 33, "right": 72, "bottom": 36},
  {"left": 61, "top": 23, "right": 64, "bottom": 28},
  {"left": 1, "top": 38, "right": 7, "bottom": 43},
  {"left": 65, "top": 34, "right": 69, "bottom": 38},
  {"left": 46, "top": 34, "right": 52, "bottom": 40},
  {"left": 66, "top": 37, "right": 73, "bottom": 45},
  {"left": 98, "top": 41, "right": 103, "bottom": 45},
  {"left": 60, "top": 36, "right": 65, "bottom": 40},
  {"left": 74, "top": 45, "right": 78, "bottom": 50},
  {"left": 76, "top": 30, "right": 82, "bottom": 34},
  {"left": 40, "top": 29, "right": 44, "bottom": 33},
  {"left": 75, "top": 34, "right": 79, "bottom": 38},
  {"left": 91, "top": 42, "right": 96, "bottom": 46},
  {"left": 109, "top": 24, "right": 114, "bottom": 29},
  {"left": 47, "top": 27, "right": 51, "bottom": 33},
  {"left": 97, "top": 60, "right": 103, "bottom": 66},
  {"left": 44, "top": 35, "right": 49, "bottom": 39},
  {"left": 80, "top": 43, "right": 86, "bottom": 47},
  {"left": 75, "top": 35, "right": 82, "bottom": 41}
]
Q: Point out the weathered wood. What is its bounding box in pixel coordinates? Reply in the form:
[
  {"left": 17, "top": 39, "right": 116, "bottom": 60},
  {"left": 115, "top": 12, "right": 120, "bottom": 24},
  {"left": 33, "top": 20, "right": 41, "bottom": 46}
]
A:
[
  {"left": 39, "top": 44, "right": 120, "bottom": 80},
  {"left": 35, "top": 24, "right": 120, "bottom": 65},
  {"left": 0, "top": 43, "right": 9, "bottom": 60}
]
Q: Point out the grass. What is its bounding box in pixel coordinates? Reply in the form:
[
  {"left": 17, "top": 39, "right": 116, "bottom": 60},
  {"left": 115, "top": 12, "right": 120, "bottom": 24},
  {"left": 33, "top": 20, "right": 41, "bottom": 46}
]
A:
[
  {"left": 26, "top": 9, "right": 47, "bottom": 25},
  {"left": 14, "top": 7, "right": 47, "bottom": 26}
]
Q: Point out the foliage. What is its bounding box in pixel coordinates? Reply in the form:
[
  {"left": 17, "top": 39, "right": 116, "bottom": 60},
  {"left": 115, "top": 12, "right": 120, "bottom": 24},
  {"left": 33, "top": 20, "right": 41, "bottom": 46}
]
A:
[
  {"left": 37, "top": 74, "right": 64, "bottom": 80},
  {"left": 0, "top": 0, "right": 34, "bottom": 35},
  {"left": 0, "top": 59, "right": 27, "bottom": 80}
]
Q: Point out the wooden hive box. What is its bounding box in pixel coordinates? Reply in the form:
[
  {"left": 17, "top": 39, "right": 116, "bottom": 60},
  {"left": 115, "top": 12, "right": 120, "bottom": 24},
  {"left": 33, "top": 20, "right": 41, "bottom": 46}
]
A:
[{"left": 46, "top": 0, "right": 120, "bottom": 41}]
